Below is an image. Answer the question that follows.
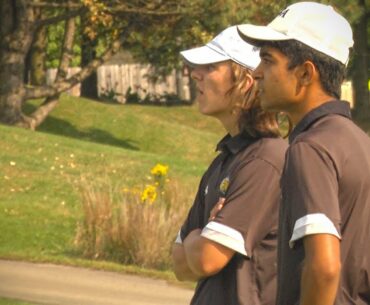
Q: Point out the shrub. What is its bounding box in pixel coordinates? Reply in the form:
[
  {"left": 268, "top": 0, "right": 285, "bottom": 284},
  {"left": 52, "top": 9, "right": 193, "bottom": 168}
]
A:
[{"left": 74, "top": 164, "right": 192, "bottom": 269}]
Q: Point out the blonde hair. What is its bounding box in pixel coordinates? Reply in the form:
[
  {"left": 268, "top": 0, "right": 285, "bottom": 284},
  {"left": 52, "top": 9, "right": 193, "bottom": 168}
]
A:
[{"left": 227, "top": 62, "right": 281, "bottom": 138}]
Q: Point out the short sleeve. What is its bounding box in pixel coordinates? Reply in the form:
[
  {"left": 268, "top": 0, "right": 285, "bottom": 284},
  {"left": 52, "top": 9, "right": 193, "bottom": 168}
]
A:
[
  {"left": 201, "top": 158, "right": 281, "bottom": 257},
  {"left": 283, "top": 142, "right": 341, "bottom": 248}
]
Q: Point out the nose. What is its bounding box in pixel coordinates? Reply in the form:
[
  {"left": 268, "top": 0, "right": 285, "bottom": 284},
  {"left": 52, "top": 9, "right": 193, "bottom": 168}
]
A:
[
  {"left": 190, "top": 66, "right": 202, "bottom": 81},
  {"left": 252, "top": 63, "right": 263, "bottom": 80}
]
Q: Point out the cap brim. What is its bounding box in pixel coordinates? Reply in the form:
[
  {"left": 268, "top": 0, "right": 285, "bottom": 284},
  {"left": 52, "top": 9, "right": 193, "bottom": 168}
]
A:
[
  {"left": 180, "top": 45, "right": 228, "bottom": 66},
  {"left": 237, "top": 24, "right": 290, "bottom": 46}
]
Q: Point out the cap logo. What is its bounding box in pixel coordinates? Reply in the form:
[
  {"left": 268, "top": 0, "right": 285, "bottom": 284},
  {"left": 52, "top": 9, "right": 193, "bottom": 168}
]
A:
[{"left": 278, "top": 8, "right": 289, "bottom": 18}]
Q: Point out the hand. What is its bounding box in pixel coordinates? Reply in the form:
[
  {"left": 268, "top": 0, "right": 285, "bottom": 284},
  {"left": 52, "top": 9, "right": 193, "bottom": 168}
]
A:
[{"left": 208, "top": 197, "right": 226, "bottom": 222}]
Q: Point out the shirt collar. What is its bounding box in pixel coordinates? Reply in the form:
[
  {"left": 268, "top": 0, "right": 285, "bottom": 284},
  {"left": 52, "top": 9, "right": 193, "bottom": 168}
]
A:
[
  {"left": 216, "top": 133, "right": 258, "bottom": 154},
  {"left": 289, "top": 100, "right": 352, "bottom": 144}
]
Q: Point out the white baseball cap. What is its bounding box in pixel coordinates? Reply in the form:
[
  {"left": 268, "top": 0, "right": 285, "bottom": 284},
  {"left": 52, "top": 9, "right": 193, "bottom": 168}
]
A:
[
  {"left": 237, "top": 2, "right": 353, "bottom": 65},
  {"left": 180, "top": 25, "right": 260, "bottom": 70}
]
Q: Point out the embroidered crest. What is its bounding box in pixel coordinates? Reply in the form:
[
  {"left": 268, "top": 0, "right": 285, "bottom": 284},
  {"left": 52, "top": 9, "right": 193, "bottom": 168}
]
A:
[{"left": 219, "top": 177, "right": 230, "bottom": 195}]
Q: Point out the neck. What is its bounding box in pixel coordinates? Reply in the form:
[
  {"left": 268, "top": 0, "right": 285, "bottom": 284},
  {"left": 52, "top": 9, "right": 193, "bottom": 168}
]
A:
[
  {"left": 217, "top": 113, "right": 240, "bottom": 137},
  {"left": 289, "top": 92, "right": 336, "bottom": 126},
  {"left": 227, "top": 124, "right": 240, "bottom": 137}
]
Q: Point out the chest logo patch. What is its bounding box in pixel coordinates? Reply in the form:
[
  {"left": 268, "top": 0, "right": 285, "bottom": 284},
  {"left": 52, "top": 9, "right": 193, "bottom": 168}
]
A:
[
  {"left": 204, "top": 185, "right": 208, "bottom": 196},
  {"left": 219, "top": 177, "right": 230, "bottom": 195}
]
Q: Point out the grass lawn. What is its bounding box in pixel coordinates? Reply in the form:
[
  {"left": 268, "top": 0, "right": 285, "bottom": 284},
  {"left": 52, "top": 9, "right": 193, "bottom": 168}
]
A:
[
  {"left": 0, "top": 298, "right": 38, "bottom": 305},
  {"left": 0, "top": 95, "right": 224, "bottom": 279},
  {"left": 3, "top": 95, "right": 367, "bottom": 281}
]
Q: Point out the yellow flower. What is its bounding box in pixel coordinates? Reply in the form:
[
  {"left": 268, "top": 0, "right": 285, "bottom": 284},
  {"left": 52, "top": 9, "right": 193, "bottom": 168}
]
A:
[
  {"left": 141, "top": 185, "right": 157, "bottom": 204},
  {"left": 150, "top": 163, "right": 169, "bottom": 177},
  {"left": 122, "top": 187, "right": 130, "bottom": 193}
]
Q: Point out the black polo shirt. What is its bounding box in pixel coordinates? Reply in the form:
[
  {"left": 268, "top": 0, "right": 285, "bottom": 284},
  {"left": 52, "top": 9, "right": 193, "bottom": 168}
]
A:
[
  {"left": 176, "top": 133, "right": 287, "bottom": 305},
  {"left": 277, "top": 100, "right": 370, "bottom": 305}
]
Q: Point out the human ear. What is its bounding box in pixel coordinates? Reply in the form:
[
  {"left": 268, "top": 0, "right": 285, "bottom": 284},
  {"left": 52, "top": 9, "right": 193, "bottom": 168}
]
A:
[
  {"left": 190, "top": 66, "right": 202, "bottom": 81},
  {"left": 296, "top": 61, "right": 316, "bottom": 86},
  {"left": 243, "top": 73, "right": 254, "bottom": 92}
]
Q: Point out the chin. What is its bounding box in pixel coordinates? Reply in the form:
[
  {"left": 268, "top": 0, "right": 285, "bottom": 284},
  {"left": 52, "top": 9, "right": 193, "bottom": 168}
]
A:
[
  {"left": 199, "top": 108, "right": 212, "bottom": 116},
  {"left": 260, "top": 99, "right": 273, "bottom": 111},
  {"left": 197, "top": 103, "right": 208, "bottom": 115},
  {"left": 199, "top": 108, "right": 214, "bottom": 117},
  {"left": 260, "top": 98, "right": 281, "bottom": 112}
]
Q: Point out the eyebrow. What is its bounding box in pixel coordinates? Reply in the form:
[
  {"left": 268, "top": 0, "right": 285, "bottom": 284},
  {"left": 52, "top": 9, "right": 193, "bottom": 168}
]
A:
[{"left": 259, "top": 49, "right": 273, "bottom": 59}]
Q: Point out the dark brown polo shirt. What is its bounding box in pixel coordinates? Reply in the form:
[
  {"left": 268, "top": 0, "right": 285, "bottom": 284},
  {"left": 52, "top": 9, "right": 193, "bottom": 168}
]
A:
[
  {"left": 277, "top": 100, "right": 370, "bottom": 305},
  {"left": 177, "top": 133, "right": 287, "bottom": 305}
]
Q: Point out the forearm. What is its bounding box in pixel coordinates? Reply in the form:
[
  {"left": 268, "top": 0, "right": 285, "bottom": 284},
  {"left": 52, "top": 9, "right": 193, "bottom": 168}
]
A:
[
  {"left": 300, "top": 260, "right": 341, "bottom": 305},
  {"left": 183, "top": 229, "right": 211, "bottom": 277},
  {"left": 172, "top": 243, "right": 201, "bottom": 281},
  {"left": 300, "top": 235, "right": 341, "bottom": 305},
  {"left": 183, "top": 229, "right": 234, "bottom": 277}
]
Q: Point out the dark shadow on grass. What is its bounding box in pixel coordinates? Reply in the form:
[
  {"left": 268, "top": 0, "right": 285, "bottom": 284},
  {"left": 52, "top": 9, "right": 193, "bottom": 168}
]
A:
[
  {"left": 26, "top": 109, "right": 140, "bottom": 150},
  {"left": 39, "top": 117, "right": 139, "bottom": 150}
]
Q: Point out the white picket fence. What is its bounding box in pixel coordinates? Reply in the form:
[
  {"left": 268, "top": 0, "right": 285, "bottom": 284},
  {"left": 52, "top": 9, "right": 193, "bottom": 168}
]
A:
[
  {"left": 97, "top": 64, "right": 190, "bottom": 103},
  {"left": 47, "top": 65, "right": 190, "bottom": 103},
  {"left": 46, "top": 67, "right": 82, "bottom": 97},
  {"left": 341, "top": 81, "right": 354, "bottom": 108},
  {"left": 46, "top": 66, "right": 354, "bottom": 107}
]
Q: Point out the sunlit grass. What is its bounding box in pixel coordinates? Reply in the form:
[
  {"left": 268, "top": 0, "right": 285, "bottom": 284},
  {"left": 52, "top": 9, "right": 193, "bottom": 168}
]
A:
[
  {"left": 0, "top": 298, "right": 38, "bottom": 305},
  {"left": 0, "top": 95, "right": 224, "bottom": 279}
]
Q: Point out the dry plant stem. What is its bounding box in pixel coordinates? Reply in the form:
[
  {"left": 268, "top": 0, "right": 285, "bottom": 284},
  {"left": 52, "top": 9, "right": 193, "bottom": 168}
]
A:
[{"left": 75, "top": 177, "right": 191, "bottom": 269}]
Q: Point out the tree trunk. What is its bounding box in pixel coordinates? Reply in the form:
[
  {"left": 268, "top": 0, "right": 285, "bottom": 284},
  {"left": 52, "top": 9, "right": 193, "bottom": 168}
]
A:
[
  {"left": 352, "top": 0, "right": 369, "bottom": 120},
  {"left": 26, "top": 1, "right": 77, "bottom": 130},
  {"left": 0, "top": 49, "right": 27, "bottom": 125},
  {"left": 80, "top": 15, "right": 98, "bottom": 99},
  {"left": 29, "top": 23, "right": 47, "bottom": 86},
  {"left": 0, "top": 0, "right": 35, "bottom": 126},
  {"left": 24, "top": 0, "right": 46, "bottom": 86}
]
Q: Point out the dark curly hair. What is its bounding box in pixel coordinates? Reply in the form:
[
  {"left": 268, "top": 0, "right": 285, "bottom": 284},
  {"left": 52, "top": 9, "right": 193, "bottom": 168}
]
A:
[{"left": 258, "top": 40, "right": 347, "bottom": 99}]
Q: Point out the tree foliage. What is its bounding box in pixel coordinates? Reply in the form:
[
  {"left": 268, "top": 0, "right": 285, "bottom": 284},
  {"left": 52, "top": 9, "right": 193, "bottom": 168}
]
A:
[
  {"left": 0, "top": 0, "right": 368, "bottom": 129},
  {"left": 0, "top": 0, "right": 220, "bottom": 128}
]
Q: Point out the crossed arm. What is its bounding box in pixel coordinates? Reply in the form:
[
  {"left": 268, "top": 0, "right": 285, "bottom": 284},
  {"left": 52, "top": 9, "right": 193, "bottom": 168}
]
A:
[
  {"left": 172, "top": 229, "right": 235, "bottom": 281},
  {"left": 172, "top": 198, "right": 235, "bottom": 281}
]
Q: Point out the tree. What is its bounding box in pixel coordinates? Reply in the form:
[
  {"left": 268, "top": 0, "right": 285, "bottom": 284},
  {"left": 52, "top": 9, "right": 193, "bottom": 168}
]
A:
[
  {"left": 80, "top": 13, "right": 98, "bottom": 99},
  {"left": 0, "top": 0, "right": 219, "bottom": 129},
  {"left": 351, "top": 0, "right": 369, "bottom": 120},
  {"left": 0, "top": 0, "right": 87, "bottom": 128},
  {"left": 2, "top": 0, "right": 367, "bottom": 129}
]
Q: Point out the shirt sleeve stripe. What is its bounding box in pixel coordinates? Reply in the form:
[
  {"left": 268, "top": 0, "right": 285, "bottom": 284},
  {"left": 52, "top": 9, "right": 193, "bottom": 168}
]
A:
[
  {"left": 201, "top": 221, "right": 248, "bottom": 256},
  {"left": 175, "top": 230, "right": 182, "bottom": 244},
  {"left": 289, "top": 213, "right": 341, "bottom": 248}
]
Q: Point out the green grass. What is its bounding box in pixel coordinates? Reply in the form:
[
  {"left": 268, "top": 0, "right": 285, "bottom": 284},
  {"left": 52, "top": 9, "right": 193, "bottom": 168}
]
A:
[
  {"left": 4, "top": 95, "right": 367, "bottom": 288},
  {"left": 23, "top": 96, "right": 223, "bottom": 163},
  {"left": 0, "top": 95, "right": 224, "bottom": 279},
  {"left": 0, "top": 298, "right": 38, "bottom": 305}
]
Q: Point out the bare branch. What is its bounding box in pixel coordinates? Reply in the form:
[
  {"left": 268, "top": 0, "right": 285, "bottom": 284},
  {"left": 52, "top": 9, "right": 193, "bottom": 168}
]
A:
[
  {"left": 28, "top": 9, "right": 77, "bottom": 127},
  {"left": 30, "top": 2, "right": 82, "bottom": 9},
  {"left": 36, "top": 8, "right": 85, "bottom": 27},
  {"left": 111, "top": 6, "right": 187, "bottom": 16},
  {"left": 30, "top": 1, "right": 188, "bottom": 16},
  {"left": 25, "top": 40, "right": 122, "bottom": 99}
]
